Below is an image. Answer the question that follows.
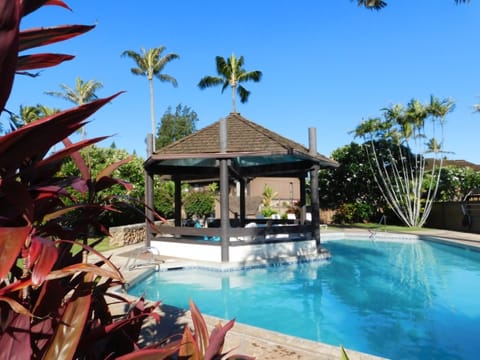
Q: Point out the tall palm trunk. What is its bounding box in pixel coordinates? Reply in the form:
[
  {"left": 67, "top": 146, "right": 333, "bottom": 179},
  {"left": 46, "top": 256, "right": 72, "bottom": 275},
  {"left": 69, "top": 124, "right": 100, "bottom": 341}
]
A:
[
  {"left": 231, "top": 84, "right": 236, "bottom": 113},
  {"left": 148, "top": 77, "right": 156, "bottom": 151}
]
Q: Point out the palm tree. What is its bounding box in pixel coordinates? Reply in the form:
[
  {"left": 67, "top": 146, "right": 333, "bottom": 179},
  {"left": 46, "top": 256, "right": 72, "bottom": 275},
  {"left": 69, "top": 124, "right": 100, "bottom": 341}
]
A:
[
  {"left": 198, "top": 53, "right": 262, "bottom": 113},
  {"left": 354, "top": 0, "right": 469, "bottom": 10},
  {"left": 45, "top": 77, "right": 103, "bottom": 138},
  {"left": 121, "top": 46, "right": 179, "bottom": 147}
]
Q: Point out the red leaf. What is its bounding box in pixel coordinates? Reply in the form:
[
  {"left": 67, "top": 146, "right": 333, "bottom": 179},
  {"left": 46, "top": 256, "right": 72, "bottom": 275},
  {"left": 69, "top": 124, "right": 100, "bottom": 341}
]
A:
[
  {"left": 0, "top": 180, "right": 34, "bottom": 223},
  {"left": 95, "top": 176, "right": 134, "bottom": 193},
  {"left": 22, "top": 0, "right": 71, "bottom": 16},
  {"left": 34, "top": 136, "right": 109, "bottom": 172},
  {"left": 0, "top": 295, "right": 33, "bottom": 317},
  {"left": 0, "top": 92, "right": 123, "bottom": 177},
  {"left": 30, "top": 235, "right": 58, "bottom": 286},
  {"left": 0, "top": 0, "right": 21, "bottom": 114},
  {"left": 62, "top": 137, "right": 90, "bottom": 180},
  {"left": 204, "top": 319, "right": 235, "bottom": 360},
  {"left": 96, "top": 156, "right": 134, "bottom": 181},
  {"left": 179, "top": 326, "right": 199, "bottom": 359},
  {"left": 70, "top": 177, "right": 88, "bottom": 193},
  {"left": 16, "top": 53, "right": 74, "bottom": 70},
  {"left": 0, "top": 278, "right": 33, "bottom": 297},
  {"left": 18, "top": 24, "right": 94, "bottom": 51},
  {"left": 42, "top": 204, "right": 85, "bottom": 222},
  {"left": 189, "top": 300, "right": 210, "bottom": 355},
  {"left": 43, "top": 273, "right": 93, "bottom": 359},
  {"left": 24, "top": 135, "right": 109, "bottom": 184},
  {"left": 0, "top": 225, "right": 30, "bottom": 281},
  {"left": 0, "top": 313, "right": 33, "bottom": 359}
]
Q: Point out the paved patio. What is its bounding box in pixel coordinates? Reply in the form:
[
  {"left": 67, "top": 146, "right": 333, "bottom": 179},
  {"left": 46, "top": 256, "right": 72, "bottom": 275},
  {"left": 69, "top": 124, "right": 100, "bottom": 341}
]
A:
[{"left": 102, "top": 228, "right": 480, "bottom": 360}]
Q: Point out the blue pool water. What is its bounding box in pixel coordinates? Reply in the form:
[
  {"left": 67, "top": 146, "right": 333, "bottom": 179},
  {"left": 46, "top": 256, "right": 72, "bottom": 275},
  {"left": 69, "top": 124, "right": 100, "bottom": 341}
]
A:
[{"left": 128, "top": 238, "right": 480, "bottom": 359}]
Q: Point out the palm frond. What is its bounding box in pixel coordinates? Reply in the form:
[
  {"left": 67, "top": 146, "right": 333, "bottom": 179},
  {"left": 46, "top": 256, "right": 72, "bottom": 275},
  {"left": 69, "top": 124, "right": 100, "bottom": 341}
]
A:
[
  {"left": 239, "top": 70, "right": 262, "bottom": 83},
  {"left": 198, "top": 76, "right": 224, "bottom": 89},
  {"left": 157, "top": 73, "right": 178, "bottom": 86},
  {"left": 354, "top": 0, "right": 387, "bottom": 10},
  {"left": 237, "top": 85, "right": 250, "bottom": 103}
]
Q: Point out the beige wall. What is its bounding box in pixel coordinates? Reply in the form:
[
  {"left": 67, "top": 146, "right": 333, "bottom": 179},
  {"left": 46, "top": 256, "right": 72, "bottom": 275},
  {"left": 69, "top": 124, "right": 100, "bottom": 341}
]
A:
[{"left": 249, "top": 177, "right": 300, "bottom": 203}]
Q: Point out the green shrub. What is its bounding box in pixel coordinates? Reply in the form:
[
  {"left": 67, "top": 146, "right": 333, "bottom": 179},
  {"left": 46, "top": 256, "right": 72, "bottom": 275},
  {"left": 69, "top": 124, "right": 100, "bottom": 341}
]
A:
[
  {"left": 183, "top": 190, "right": 215, "bottom": 219},
  {"left": 333, "top": 202, "right": 375, "bottom": 224},
  {"left": 261, "top": 206, "right": 278, "bottom": 218}
]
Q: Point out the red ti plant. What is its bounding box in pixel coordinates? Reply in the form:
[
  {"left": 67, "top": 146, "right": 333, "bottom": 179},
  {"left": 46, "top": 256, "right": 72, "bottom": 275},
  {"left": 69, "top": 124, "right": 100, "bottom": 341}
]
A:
[{"left": 0, "top": 1, "right": 161, "bottom": 358}]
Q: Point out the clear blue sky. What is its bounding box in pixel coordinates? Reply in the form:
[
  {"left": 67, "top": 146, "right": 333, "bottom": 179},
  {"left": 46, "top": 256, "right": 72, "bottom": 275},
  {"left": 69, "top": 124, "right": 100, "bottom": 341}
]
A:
[{"left": 4, "top": 1, "right": 480, "bottom": 162}]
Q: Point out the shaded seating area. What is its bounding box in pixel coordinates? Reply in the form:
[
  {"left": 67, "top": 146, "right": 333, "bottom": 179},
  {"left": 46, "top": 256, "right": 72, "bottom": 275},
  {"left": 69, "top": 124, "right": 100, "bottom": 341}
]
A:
[{"left": 143, "top": 113, "right": 338, "bottom": 262}]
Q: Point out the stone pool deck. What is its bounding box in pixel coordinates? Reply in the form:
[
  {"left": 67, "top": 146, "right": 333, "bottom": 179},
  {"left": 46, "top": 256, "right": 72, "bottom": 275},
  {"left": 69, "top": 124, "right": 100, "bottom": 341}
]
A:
[{"left": 101, "top": 228, "right": 480, "bottom": 360}]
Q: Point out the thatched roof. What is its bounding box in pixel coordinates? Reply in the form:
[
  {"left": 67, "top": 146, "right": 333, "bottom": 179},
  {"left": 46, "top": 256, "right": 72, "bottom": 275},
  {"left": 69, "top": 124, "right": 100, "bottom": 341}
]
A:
[{"left": 144, "top": 112, "right": 338, "bottom": 180}]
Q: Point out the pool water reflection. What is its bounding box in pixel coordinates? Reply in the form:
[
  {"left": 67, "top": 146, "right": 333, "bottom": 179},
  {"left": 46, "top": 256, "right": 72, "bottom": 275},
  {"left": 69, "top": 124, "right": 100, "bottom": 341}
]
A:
[{"left": 128, "top": 238, "right": 480, "bottom": 359}]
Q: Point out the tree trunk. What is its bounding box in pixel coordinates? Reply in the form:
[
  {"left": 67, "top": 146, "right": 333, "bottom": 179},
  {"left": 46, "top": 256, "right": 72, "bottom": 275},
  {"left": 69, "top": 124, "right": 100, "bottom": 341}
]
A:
[
  {"left": 148, "top": 77, "right": 156, "bottom": 151},
  {"left": 231, "top": 84, "right": 236, "bottom": 113}
]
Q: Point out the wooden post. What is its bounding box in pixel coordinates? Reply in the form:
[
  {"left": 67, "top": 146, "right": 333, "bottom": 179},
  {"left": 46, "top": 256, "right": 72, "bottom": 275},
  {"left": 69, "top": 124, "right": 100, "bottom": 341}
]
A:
[
  {"left": 309, "top": 128, "right": 321, "bottom": 249},
  {"left": 239, "top": 179, "right": 246, "bottom": 227},
  {"left": 174, "top": 178, "right": 182, "bottom": 227},
  {"left": 219, "top": 118, "right": 230, "bottom": 262},
  {"left": 144, "top": 133, "right": 155, "bottom": 248}
]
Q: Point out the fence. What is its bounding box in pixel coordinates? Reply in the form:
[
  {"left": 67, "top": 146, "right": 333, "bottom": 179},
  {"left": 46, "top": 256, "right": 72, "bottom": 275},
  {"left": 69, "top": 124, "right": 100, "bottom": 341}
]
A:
[{"left": 426, "top": 201, "right": 480, "bottom": 233}]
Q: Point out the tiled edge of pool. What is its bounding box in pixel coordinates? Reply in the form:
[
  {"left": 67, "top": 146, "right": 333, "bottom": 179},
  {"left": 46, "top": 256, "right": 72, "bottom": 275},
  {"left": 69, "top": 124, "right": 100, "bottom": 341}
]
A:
[
  {"left": 123, "top": 249, "right": 332, "bottom": 290},
  {"left": 420, "top": 235, "right": 480, "bottom": 253}
]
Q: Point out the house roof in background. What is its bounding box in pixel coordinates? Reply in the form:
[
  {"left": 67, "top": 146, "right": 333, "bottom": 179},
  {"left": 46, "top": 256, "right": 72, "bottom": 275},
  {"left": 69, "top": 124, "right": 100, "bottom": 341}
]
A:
[{"left": 425, "top": 158, "right": 480, "bottom": 171}]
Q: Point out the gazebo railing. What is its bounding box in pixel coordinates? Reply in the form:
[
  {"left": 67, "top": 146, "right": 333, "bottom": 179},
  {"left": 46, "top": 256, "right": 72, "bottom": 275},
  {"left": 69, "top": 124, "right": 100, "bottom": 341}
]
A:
[{"left": 152, "top": 222, "right": 314, "bottom": 245}]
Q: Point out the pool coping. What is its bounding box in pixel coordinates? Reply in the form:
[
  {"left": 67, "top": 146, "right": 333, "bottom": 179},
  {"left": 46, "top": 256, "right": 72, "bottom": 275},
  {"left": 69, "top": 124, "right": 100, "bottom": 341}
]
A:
[{"left": 106, "top": 228, "right": 480, "bottom": 360}]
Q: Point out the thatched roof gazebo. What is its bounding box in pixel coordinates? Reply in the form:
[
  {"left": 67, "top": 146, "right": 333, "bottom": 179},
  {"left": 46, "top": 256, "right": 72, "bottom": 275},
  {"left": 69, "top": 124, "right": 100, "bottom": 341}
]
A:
[{"left": 143, "top": 113, "right": 338, "bottom": 262}]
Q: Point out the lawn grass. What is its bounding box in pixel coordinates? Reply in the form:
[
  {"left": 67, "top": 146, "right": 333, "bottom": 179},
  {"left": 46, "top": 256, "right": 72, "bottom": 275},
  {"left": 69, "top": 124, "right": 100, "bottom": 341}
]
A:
[
  {"left": 328, "top": 223, "right": 431, "bottom": 233},
  {"left": 71, "top": 237, "right": 120, "bottom": 254}
]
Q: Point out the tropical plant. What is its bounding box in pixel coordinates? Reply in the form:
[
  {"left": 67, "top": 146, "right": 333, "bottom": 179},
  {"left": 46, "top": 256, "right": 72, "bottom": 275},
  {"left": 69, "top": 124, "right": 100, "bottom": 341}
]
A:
[
  {"left": 175, "top": 300, "right": 254, "bottom": 360},
  {"left": 436, "top": 165, "right": 480, "bottom": 201},
  {"left": 198, "top": 53, "right": 262, "bottom": 113},
  {"left": 60, "top": 145, "right": 147, "bottom": 226},
  {"left": 122, "top": 46, "right": 179, "bottom": 146},
  {"left": 332, "top": 202, "right": 376, "bottom": 224},
  {"left": 0, "top": 2, "right": 165, "bottom": 357},
  {"left": 318, "top": 142, "right": 386, "bottom": 213},
  {"left": 353, "top": 96, "right": 455, "bottom": 227},
  {"left": 45, "top": 77, "right": 103, "bottom": 138},
  {"left": 353, "top": 0, "right": 469, "bottom": 10},
  {"left": 261, "top": 184, "right": 278, "bottom": 208},
  {"left": 183, "top": 189, "right": 215, "bottom": 220},
  {"left": 156, "top": 103, "right": 198, "bottom": 149}
]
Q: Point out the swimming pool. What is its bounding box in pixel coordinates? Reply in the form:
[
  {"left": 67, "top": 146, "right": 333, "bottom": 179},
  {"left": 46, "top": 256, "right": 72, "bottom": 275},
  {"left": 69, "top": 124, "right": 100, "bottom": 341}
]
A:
[{"left": 128, "top": 237, "right": 480, "bottom": 359}]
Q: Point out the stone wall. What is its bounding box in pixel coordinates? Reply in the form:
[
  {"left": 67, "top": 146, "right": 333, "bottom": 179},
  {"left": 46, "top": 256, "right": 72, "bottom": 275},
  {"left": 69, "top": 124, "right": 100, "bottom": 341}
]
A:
[
  {"left": 109, "top": 223, "right": 146, "bottom": 247},
  {"left": 109, "top": 221, "right": 175, "bottom": 247}
]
